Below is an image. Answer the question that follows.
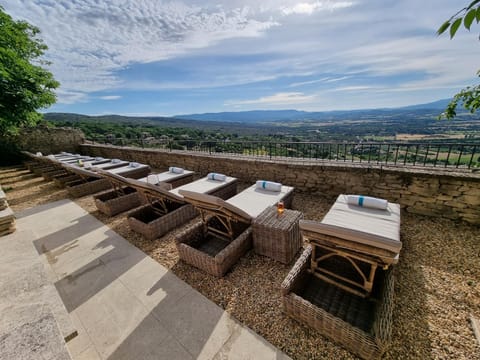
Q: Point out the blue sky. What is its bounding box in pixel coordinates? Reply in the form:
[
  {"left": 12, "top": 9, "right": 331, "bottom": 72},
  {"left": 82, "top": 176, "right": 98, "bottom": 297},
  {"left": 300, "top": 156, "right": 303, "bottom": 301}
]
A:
[{"left": 3, "top": 0, "right": 479, "bottom": 116}]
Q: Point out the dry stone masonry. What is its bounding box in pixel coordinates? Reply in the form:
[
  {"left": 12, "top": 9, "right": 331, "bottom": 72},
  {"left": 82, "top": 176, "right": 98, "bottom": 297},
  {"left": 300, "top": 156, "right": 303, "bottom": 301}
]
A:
[
  {"left": 81, "top": 144, "right": 480, "bottom": 225},
  {"left": 17, "top": 126, "right": 85, "bottom": 155},
  {"left": 0, "top": 185, "right": 16, "bottom": 236}
]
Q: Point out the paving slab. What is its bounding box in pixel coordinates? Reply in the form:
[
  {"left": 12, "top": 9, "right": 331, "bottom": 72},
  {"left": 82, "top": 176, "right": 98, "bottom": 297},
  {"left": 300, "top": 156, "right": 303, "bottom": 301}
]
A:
[
  {"left": 0, "top": 229, "right": 74, "bottom": 360},
  {"left": 16, "top": 199, "right": 290, "bottom": 359}
]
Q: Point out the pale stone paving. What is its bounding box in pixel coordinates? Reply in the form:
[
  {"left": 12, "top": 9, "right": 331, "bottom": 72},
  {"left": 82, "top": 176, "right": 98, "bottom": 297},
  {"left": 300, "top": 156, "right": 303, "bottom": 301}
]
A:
[{"left": 11, "top": 199, "right": 290, "bottom": 360}]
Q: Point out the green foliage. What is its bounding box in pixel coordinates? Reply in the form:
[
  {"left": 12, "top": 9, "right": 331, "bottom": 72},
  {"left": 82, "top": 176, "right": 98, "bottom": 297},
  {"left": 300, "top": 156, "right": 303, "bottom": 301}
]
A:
[
  {"left": 437, "top": 0, "right": 480, "bottom": 36},
  {"left": 0, "top": 6, "right": 59, "bottom": 134},
  {"left": 442, "top": 71, "right": 480, "bottom": 119},
  {"left": 437, "top": 1, "right": 480, "bottom": 119}
]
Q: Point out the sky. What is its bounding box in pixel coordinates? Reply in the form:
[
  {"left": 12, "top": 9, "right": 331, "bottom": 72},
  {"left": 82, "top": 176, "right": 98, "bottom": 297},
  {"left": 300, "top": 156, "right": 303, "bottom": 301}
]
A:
[{"left": 3, "top": 0, "right": 479, "bottom": 116}]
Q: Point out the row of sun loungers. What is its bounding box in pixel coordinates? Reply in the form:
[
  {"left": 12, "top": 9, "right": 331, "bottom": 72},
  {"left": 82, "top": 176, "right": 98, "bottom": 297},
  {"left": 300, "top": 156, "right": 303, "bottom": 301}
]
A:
[{"left": 23, "top": 151, "right": 402, "bottom": 359}]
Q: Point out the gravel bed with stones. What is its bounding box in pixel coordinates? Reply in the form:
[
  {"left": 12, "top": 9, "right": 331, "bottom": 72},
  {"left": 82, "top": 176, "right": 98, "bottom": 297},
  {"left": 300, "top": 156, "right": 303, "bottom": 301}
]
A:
[{"left": 1, "top": 166, "right": 479, "bottom": 359}]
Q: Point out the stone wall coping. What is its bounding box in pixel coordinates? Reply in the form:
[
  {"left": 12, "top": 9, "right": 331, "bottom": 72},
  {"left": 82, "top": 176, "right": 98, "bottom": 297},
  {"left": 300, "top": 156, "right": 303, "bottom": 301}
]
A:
[{"left": 81, "top": 143, "right": 480, "bottom": 181}]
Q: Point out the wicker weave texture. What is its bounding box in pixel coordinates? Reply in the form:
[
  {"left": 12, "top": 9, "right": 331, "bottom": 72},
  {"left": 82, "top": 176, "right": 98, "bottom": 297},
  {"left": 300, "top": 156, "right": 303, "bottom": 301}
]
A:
[
  {"left": 116, "top": 167, "right": 151, "bottom": 179},
  {"left": 175, "top": 221, "right": 253, "bottom": 277},
  {"left": 253, "top": 207, "right": 303, "bottom": 264},
  {"left": 53, "top": 174, "right": 80, "bottom": 188},
  {"left": 128, "top": 204, "right": 197, "bottom": 240},
  {"left": 42, "top": 169, "right": 67, "bottom": 181},
  {"left": 32, "top": 165, "right": 56, "bottom": 175},
  {"left": 94, "top": 190, "right": 143, "bottom": 216},
  {"left": 66, "top": 178, "right": 112, "bottom": 198},
  {"left": 209, "top": 180, "right": 238, "bottom": 199},
  {"left": 281, "top": 247, "right": 394, "bottom": 360},
  {"left": 167, "top": 174, "right": 195, "bottom": 188}
]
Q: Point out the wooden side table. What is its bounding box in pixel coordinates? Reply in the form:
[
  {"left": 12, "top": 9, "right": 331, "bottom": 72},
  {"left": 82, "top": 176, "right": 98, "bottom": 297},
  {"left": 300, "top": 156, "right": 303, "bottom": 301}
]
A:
[{"left": 252, "top": 206, "right": 303, "bottom": 264}]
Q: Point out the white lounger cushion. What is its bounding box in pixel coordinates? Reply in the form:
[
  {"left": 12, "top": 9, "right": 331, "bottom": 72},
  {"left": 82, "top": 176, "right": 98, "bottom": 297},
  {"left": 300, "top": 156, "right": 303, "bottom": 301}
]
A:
[
  {"left": 346, "top": 194, "right": 388, "bottom": 210},
  {"left": 303, "top": 194, "right": 401, "bottom": 254},
  {"left": 207, "top": 173, "right": 227, "bottom": 181},
  {"left": 255, "top": 180, "right": 282, "bottom": 192},
  {"left": 226, "top": 183, "right": 294, "bottom": 218},
  {"left": 138, "top": 170, "right": 194, "bottom": 184},
  {"left": 108, "top": 163, "right": 149, "bottom": 174},
  {"left": 170, "top": 175, "right": 237, "bottom": 197},
  {"left": 169, "top": 166, "right": 184, "bottom": 174},
  {"left": 92, "top": 160, "right": 129, "bottom": 169}
]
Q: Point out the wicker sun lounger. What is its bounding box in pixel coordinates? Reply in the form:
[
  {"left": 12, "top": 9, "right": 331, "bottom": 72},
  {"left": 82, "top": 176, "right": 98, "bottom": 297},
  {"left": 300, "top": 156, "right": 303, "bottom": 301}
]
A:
[
  {"left": 138, "top": 169, "right": 195, "bottom": 188},
  {"left": 62, "top": 164, "right": 111, "bottom": 198},
  {"left": 300, "top": 194, "right": 401, "bottom": 297},
  {"left": 105, "top": 162, "right": 151, "bottom": 180},
  {"left": 91, "top": 159, "right": 129, "bottom": 170},
  {"left": 93, "top": 168, "right": 150, "bottom": 216},
  {"left": 126, "top": 175, "right": 238, "bottom": 241},
  {"left": 281, "top": 246, "right": 394, "bottom": 360},
  {"left": 175, "top": 182, "right": 294, "bottom": 277},
  {"left": 52, "top": 157, "right": 111, "bottom": 187},
  {"left": 27, "top": 155, "right": 61, "bottom": 174},
  {"left": 23, "top": 153, "right": 67, "bottom": 175}
]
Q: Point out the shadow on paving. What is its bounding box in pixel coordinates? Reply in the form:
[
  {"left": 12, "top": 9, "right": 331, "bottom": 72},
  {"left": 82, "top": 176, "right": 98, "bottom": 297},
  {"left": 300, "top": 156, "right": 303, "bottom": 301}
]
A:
[
  {"left": 105, "top": 267, "right": 268, "bottom": 360},
  {"left": 52, "top": 229, "right": 147, "bottom": 312},
  {"left": 32, "top": 213, "right": 104, "bottom": 257}
]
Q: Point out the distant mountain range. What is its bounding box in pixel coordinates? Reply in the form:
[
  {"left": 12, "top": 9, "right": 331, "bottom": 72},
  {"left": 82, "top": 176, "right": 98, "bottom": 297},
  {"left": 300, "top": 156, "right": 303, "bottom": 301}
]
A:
[
  {"left": 173, "top": 99, "right": 453, "bottom": 123},
  {"left": 45, "top": 98, "right": 462, "bottom": 126}
]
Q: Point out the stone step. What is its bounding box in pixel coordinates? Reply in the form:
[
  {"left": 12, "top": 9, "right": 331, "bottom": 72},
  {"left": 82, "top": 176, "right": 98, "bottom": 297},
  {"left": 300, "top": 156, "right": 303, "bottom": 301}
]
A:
[{"left": 0, "top": 228, "right": 76, "bottom": 359}]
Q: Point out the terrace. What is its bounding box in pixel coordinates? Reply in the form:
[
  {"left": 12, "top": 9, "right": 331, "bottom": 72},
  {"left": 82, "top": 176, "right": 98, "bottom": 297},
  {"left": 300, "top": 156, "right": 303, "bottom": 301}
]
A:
[{"left": 0, "top": 142, "right": 479, "bottom": 359}]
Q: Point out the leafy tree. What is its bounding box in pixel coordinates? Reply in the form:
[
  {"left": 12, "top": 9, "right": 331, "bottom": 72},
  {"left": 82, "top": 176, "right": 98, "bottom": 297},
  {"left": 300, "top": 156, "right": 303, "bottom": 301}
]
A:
[
  {"left": 437, "top": 1, "right": 480, "bottom": 119},
  {"left": 0, "top": 6, "right": 59, "bottom": 134}
]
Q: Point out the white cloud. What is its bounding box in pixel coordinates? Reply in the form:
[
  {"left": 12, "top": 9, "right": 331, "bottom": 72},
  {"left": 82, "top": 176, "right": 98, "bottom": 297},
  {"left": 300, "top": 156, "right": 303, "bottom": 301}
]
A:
[
  {"left": 282, "top": 1, "right": 354, "bottom": 15},
  {"left": 225, "top": 92, "right": 315, "bottom": 106},
  {"left": 330, "top": 85, "right": 374, "bottom": 92},
  {"left": 99, "top": 95, "right": 122, "bottom": 100},
  {"left": 3, "top": 1, "right": 278, "bottom": 102},
  {"left": 3, "top": 0, "right": 477, "bottom": 112},
  {"left": 55, "top": 89, "right": 89, "bottom": 105}
]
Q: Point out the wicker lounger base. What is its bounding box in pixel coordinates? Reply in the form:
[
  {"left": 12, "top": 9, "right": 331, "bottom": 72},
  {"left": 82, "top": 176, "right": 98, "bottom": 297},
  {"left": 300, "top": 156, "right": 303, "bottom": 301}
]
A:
[
  {"left": 114, "top": 167, "right": 151, "bottom": 180},
  {"left": 209, "top": 180, "right": 238, "bottom": 200},
  {"left": 24, "top": 160, "right": 38, "bottom": 169},
  {"left": 32, "top": 165, "right": 56, "bottom": 175},
  {"left": 281, "top": 247, "right": 393, "bottom": 360},
  {"left": 42, "top": 169, "right": 67, "bottom": 181},
  {"left": 53, "top": 174, "right": 80, "bottom": 188},
  {"left": 66, "top": 178, "right": 112, "bottom": 198},
  {"left": 176, "top": 221, "right": 253, "bottom": 277},
  {"left": 167, "top": 173, "right": 195, "bottom": 188},
  {"left": 26, "top": 162, "right": 44, "bottom": 171},
  {"left": 94, "top": 188, "right": 143, "bottom": 216},
  {"left": 128, "top": 203, "right": 197, "bottom": 240}
]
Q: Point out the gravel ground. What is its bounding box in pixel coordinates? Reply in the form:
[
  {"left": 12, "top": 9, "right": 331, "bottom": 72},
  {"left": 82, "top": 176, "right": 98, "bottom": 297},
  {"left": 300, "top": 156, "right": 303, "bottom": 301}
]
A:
[{"left": 1, "top": 166, "right": 479, "bottom": 359}]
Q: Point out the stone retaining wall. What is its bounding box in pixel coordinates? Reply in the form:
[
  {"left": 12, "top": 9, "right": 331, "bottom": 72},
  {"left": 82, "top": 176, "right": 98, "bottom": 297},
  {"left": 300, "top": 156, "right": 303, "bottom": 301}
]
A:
[
  {"left": 18, "top": 126, "right": 85, "bottom": 155},
  {"left": 81, "top": 144, "right": 480, "bottom": 224}
]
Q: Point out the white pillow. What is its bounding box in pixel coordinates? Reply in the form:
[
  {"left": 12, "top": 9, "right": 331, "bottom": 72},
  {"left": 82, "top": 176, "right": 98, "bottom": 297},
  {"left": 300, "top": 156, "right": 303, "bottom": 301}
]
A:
[
  {"left": 111, "top": 159, "right": 121, "bottom": 164},
  {"left": 255, "top": 180, "right": 282, "bottom": 192},
  {"left": 129, "top": 162, "right": 140, "bottom": 168},
  {"left": 169, "top": 166, "right": 184, "bottom": 174},
  {"left": 146, "top": 174, "right": 159, "bottom": 184},
  {"left": 207, "top": 173, "right": 226, "bottom": 181},
  {"left": 346, "top": 195, "right": 388, "bottom": 210}
]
